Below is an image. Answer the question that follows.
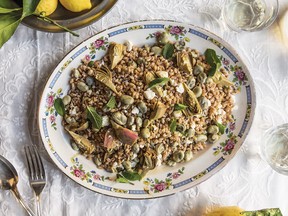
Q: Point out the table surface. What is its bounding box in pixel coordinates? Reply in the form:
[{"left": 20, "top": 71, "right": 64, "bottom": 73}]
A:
[{"left": 1, "top": 0, "right": 288, "bottom": 215}]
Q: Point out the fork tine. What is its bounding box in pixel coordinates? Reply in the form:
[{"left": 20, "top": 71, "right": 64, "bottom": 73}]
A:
[
  {"left": 32, "top": 146, "right": 46, "bottom": 179},
  {"left": 24, "top": 146, "right": 35, "bottom": 179},
  {"left": 29, "top": 146, "right": 40, "bottom": 179}
]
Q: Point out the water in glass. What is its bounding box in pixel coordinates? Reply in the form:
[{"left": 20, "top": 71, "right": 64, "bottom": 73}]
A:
[{"left": 262, "top": 124, "right": 288, "bottom": 175}]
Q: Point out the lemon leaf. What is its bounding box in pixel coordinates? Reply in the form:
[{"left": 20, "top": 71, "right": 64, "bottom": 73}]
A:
[
  {"left": 0, "top": 7, "right": 21, "bottom": 14},
  {"left": 0, "top": 12, "right": 22, "bottom": 48},
  {"left": 22, "top": 0, "right": 40, "bottom": 17},
  {"left": 0, "top": 0, "right": 20, "bottom": 9}
]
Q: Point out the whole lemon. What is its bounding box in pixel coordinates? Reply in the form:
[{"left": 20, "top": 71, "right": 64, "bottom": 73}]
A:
[
  {"left": 35, "top": 0, "right": 58, "bottom": 16},
  {"left": 59, "top": 0, "right": 92, "bottom": 12}
]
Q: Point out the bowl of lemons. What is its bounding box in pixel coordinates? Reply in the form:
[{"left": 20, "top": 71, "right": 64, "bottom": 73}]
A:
[{"left": 18, "top": 0, "right": 117, "bottom": 32}]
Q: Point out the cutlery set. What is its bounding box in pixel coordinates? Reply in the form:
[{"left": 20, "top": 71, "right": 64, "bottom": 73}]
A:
[{"left": 0, "top": 146, "right": 46, "bottom": 216}]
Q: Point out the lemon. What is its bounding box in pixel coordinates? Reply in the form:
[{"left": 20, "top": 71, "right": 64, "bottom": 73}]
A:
[
  {"left": 59, "top": 0, "right": 92, "bottom": 12},
  {"left": 35, "top": 0, "right": 58, "bottom": 16},
  {"left": 205, "top": 206, "right": 243, "bottom": 216}
]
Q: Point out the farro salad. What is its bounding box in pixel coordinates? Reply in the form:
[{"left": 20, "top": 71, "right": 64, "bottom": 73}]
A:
[{"left": 55, "top": 32, "right": 237, "bottom": 182}]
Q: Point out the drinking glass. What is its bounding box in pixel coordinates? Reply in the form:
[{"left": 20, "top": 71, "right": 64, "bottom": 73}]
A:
[
  {"left": 261, "top": 124, "right": 288, "bottom": 175},
  {"left": 223, "top": 0, "right": 279, "bottom": 32}
]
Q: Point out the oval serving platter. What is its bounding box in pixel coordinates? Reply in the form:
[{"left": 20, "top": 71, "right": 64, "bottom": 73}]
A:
[{"left": 38, "top": 20, "right": 255, "bottom": 199}]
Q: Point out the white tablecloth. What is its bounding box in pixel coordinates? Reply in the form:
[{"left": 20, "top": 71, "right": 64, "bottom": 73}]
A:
[{"left": 1, "top": 0, "right": 288, "bottom": 215}]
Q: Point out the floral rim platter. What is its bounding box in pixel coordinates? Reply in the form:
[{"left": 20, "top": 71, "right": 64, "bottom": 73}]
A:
[{"left": 38, "top": 20, "right": 255, "bottom": 199}]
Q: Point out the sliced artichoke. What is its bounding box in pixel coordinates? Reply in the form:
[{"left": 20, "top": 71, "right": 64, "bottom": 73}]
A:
[
  {"left": 95, "top": 66, "right": 119, "bottom": 94},
  {"left": 145, "top": 71, "right": 163, "bottom": 96},
  {"left": 100, "top": 64, "right": 113, "bottom": 79},
  {"left": 149, "top": 101, "right": 167, "bottom": 121},
  {"left": 104, "top": 128, "right": 117, "bottom": 150},
  {"left": 74, "top": 121, "right": 89, "bottom": 131},
  {"left": 109, "top": 42, "right": 126, "bottom": 69},
  {"left": 177, "top": 52, "right": 193, "bottom": 74},
  {"left": 66, "top": 130, "right": 95, "bottom": 155},
  {"left": 183, "top": 83, "right": 202, "bottom": 116},
  {"left": 212, "top": 71, "right": 234, "bottom": 86},
  {"left": 144, "top": 148, "right": 156, "bottom": 169},
  {"left": 110, "top": 120, "right": 138, "bottom": 145}
]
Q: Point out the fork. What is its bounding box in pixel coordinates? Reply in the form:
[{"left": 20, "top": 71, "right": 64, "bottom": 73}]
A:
[{"left": 24, "top": 146, "right": 46, "bottom": 216}]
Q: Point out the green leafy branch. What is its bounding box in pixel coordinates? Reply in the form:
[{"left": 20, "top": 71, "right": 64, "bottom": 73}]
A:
[{"left": 0, "top": 0, "right": 79, "bottom": 49}]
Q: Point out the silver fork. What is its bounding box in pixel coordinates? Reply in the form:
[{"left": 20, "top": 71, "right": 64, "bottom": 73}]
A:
[{"left": 24, "top": 146, "right": 46, "bottom": 216}]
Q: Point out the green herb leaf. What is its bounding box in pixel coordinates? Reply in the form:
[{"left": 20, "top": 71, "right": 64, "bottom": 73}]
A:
[
  {"left": 106, "top": 96, "right": 116, "bottom": 109},
  {"left": 148, "top": 77, "right": 169, "bottom": 89},
  {"left": 0, "top": 7, "right": 21, "bottom": 14},
  {"left": 115, "top": 174, "right": 134, "bottom": 185},
  {"left": 205, "top": 49, "right": 221, "bottom": 77},
  {"left": 88, "top": 61, "right": 94, "bottom": 67},
  {"left": 122, "top": 171, "right": 142, "bottom": 181},
  {"left": 217, "top": 122, "right": 226, "bottom": 134},
  {"left": 0, "top": 12, "right": 22, "bottom": 48},
  {"left": 162, "top": 43, "right": 174, "bottom": 59},
  {"left": 22, "top": 0, "right": 39, "bottom": 17},
  {"left": 86, "top": 106, "right": 102, "bottom": 129},
  {"left": 169, "top": 119, "right": 177, "bottom": 133},
  {"left": 241, "top": 208, "right": 282, "bottom": 216},
  {"left": 174, "top": 103, "right": 188, "bottom": 111},
  {"left": 54, "top": 98, "right": 65, "bottom": 116}
]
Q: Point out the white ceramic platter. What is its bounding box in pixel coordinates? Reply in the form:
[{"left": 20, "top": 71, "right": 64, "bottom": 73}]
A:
[{"left": 38, "top": 20, "right": 255, "bottom": 199}]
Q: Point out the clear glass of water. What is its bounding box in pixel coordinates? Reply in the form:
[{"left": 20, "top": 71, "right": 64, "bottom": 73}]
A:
[
  {"left": 223, "top": 0, "right": 279, "bottom": 32},
  {"left": 261, "top": 124, "right": 288, "bottom": 175}
]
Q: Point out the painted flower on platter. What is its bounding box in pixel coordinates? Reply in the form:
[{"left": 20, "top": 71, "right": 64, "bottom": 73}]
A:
[{"left": 170, "top": 26, "right": 183, "bottom": 35}]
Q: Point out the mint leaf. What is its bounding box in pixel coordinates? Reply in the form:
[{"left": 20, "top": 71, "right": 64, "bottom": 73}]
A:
[
  {"left": 106, "top": 96, "right": 116, "bottom": 109},
  {"left": 169, "top": 119, "right": 177, "bottom": 132},
  {"left": 54, "top": 98, "right": 65, "bottom": 116},
  {"left": 148, "top": 77, "right": 169, "bottom": 89},
  {"left": 86, "top": 106, "right": 102, "bottom": 129},
  {"left": 174, "top": 103, "right": 188, "bottom": 111},
  {"left": 205, "top": 49, "right": 221, "bottom": 77},
  {"left": 116, "top": 174, "right": 134, "bottom": 185},
  {"left": 162, "top": 43, "right": 174, "bottom": 59},
  {"left": 122, "top": 171, "right": 141, "bottom": 181},
  {"left": 217, "top": 122, "right": 226, "bottom": 134}
]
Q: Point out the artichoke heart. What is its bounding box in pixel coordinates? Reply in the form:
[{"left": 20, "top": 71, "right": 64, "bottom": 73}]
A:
[
  {"left": 145, "top": 71, "right": 163, "bottom": 96},
  {"left": 95, "top": 66, "right": 118, "bottom": 94},
  {"left": 144, "top": 148, "right": 156, "bottom": 169},
  {"left": 145, "top": 71, "right": 156, "bottom": 84},
  {"left": 177, "top": 52, "right": 193, "bottom": 74},
  {"left": 66, "top": 130, "right": 95, "bottom": 155},
  {"left": 149, "top": 101, "right": 167, "bottom": 121},
  {"left": 104, "top": 128, "right": 117, "bottom": 150},
  {"left": 212, "top": 71, "right": 234, "bottom": 86},
  {"left": 110, "top": 120, "right": 138, "bottom": 145},
  {"left": 183, "top": 83, "right": 202, "bottom": 116},
  {"left": 74, "top": 121, "right": 89, "bottom": 131},
  {"left": 109, "top": 42, "right": 126, "bottom": 69}
]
